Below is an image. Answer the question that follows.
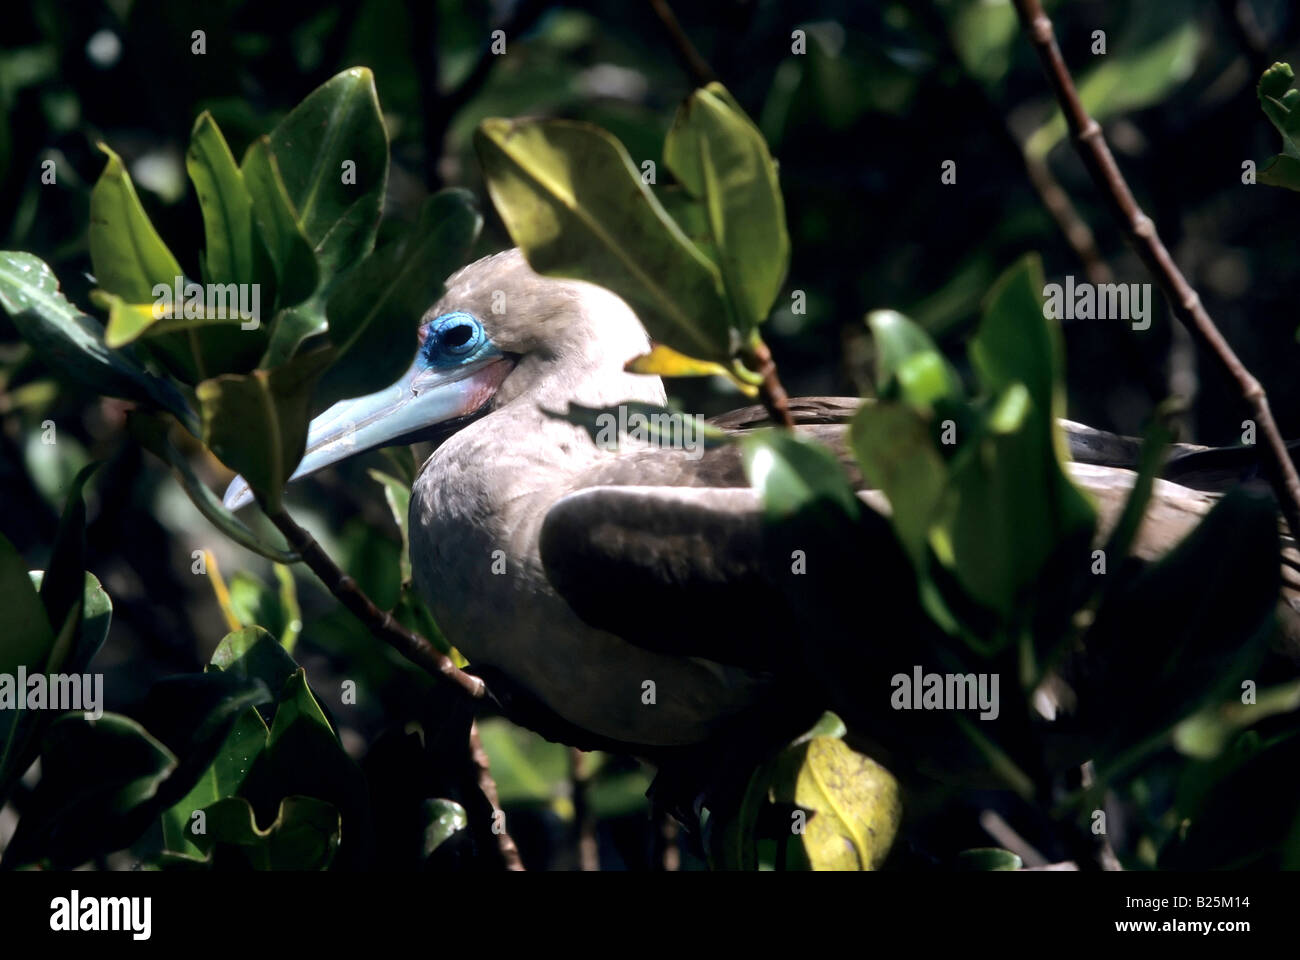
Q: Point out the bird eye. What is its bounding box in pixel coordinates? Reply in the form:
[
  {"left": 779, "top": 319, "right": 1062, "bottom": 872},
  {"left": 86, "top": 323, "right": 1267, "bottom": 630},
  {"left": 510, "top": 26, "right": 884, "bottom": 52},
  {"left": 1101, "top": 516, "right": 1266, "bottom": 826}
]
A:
[{"left": 423, "top": 311, "right": 485, "bottom": 364}]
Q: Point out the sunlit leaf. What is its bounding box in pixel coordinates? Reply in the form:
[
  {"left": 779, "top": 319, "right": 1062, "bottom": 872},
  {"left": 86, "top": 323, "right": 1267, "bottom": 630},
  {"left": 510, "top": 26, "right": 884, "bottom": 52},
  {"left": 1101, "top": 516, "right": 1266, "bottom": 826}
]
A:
[
  {"left": 475, "top": 116, "right": 734, "bottom": 362},
  {"left": 264, "top": 67, "right": 388, "bottom": 283},
  {"left": 664, "top": 83, "right": 789, "bottom": 330},
  {"left": 0, "top": 252, "right": 197, "bottom": 431},
  {"left": 771, "top": 736, "right": 901, "bottom": 871},
  {"left": 625, "top": 343, "right": 759, "bottom": 397},
  {"left": 196, "top": 349, "right": 333, "bottom": 510}
]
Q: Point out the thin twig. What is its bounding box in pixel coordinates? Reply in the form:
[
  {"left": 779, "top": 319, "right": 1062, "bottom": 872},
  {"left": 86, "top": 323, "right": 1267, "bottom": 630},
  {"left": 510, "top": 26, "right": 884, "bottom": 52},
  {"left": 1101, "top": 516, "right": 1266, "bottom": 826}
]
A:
[
  {"left": 1011, "top": 0, "right": 1300, "bottom": 543},
  {"left": 743, "top": 339, "right": 796, "bottom": 429},
  {"left": 978, "top": 809, "right": 1048, "bottom": 868},
  {"left": 1022, "top": 152, "right": 1113, "bottom": 285},
  {"left": 266, "top": 506, "right": 487, "bottom": 699},
  {"left": 648, "top": 0, "right": 716, "bottom": 87},
  {"left": 267, "top": 506, "right": 521, "bottom": 867},
  {"left": 471, "top": 720, "right": 526, "bottom": 870}
]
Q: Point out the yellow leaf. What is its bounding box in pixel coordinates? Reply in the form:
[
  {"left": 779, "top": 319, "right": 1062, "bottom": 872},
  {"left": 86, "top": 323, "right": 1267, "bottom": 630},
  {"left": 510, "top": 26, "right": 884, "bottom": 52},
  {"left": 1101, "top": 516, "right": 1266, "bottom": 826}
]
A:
[
  {"left": 625, "top": 344, "right": 759, "bottom": 397},
  {"left": 783, "top": 737, "right": 901, "bottom": 870}
]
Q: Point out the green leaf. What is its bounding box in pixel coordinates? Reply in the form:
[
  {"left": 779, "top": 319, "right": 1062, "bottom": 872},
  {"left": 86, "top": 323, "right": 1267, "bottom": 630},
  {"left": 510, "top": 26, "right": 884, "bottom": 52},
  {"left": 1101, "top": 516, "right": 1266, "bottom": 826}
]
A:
[
  {"left": 128, "top": 412, "right": 298, "bottom": 562},
  {"left": 90, "top": 287, "right": 266, "bottom": 350},
  {"left": 955, "top": 848, "right": 1024, "bottom": 871},
  {"left": 422, "top": 798, "right": 468, "bottom": 857},
  {"left": 0, "top": 530, "right": 53, "bottom": 677},
  {"left": 189, "top": 795, "right": 340, "bottom": 870},
  {"left": 1258, "top": 64, "right": 1300, "bottom": 191},
  {"left": 136, "top": 670, "right": 272, "bottom": 852},
  {"left": 161, "top": 707, "right": 270, "bottom": 857},
  {"left": 37, "top": 462, "right": 99, "bottom": 657},
  {"left": 315, "top": 188, "right": 481, "bottom": 409},
  {"left": 238, "top": 668, "right": 374, "bottom": 868},
  {"left": 711, "top": 710, "right": 853, "bottom": 870},
  {"left": 210, "top": 626, "right": 299, "bottom": 714},
  {"left": 87, "top": 143, "right": 240, "bottom": 379},
  {"left": 1025, "top": 16, "right": 1199, "bottom": 159},
  {"left": 241, "top": 137, "right": 320, "bottom": 313},
  {"left": 196, "top": 349, "right": 333, "bottom": 510},
  {"left": 273, "top": 565, "right": 301, "bottom": 654},
  {"left": 186, "top": 111, "right": 262, "bottom": 288},
  {"left": 2, "top": 713, "right": 177, "bottom": 869},
  {"left": 0, "top": 252, "right": 197, "bottom": 432},
  {"left": 221, "top": 571, "right": 294, "bottom": 645},
  {"left": 664, "top": 83, "right": 789, "bottom": 330},
  {"left": 740, "top": 429, "right": 860, "bottom": 522},
  {"left": 0, "top": 571, "right": 110, "bottom": 806},
  {"left": 368, "top": 469, "right": 413, "bottom": 582},
  {"left": 771, "top": 736, "right": 902, "bottom": 871},
  {"left": 475, "top": 116, "right": 734, "bottom": 363},
  {"left": 264, "top": 67, "right": 388, "bottom": 284},
  {"left": 866, "top": 309, "right": 963, "bottom": 409},
  {"left": 88, "top": 142, "right": 183, "bottom": 304},
  {"left": 1260, "top": 155, "right": 1300, "bottom": 191},
  {"left": 948, "top": 0, "right": 1019, "bottom": 88},
  {"left": 851, "top": 402, "right": 948, "bottom": 570},
  {"left": 969, "top": 256, "right": 1067, "bottom": 448},
  {"left": 1258, "top": 62, "right": 1300, "bottom": 158},
  {"left": 1173, "top": 678, "right": 1300, "bottom": 760},
  {"left": 941, "top": 255, "right": 1096, "bottom": 616}
]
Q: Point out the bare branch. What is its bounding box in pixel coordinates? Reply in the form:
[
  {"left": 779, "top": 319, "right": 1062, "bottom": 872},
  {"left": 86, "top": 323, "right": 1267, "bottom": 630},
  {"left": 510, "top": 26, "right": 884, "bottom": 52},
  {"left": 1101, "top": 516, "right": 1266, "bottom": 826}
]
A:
[
  {"left": 266, "top": 506, "right": 487, "bottom": 700},
  {"left": 743, "top": 339, "right": 796, "bottom": 429},
  {"left": 471, "top": 721, "right": 526, "bottom": 870},
  {"left": 1011, "top": 0, "right": 1300, "bottom": 542},
  {"left": 648, "top": 0, "right": 716, "bottom": 87}
]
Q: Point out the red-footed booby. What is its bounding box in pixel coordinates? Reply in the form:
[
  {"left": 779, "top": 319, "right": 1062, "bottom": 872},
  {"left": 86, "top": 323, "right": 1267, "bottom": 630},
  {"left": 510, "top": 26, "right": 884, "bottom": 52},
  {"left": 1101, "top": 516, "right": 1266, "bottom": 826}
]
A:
[{"left": 224, "top": 249, "right": 1300, "bottom": 751}]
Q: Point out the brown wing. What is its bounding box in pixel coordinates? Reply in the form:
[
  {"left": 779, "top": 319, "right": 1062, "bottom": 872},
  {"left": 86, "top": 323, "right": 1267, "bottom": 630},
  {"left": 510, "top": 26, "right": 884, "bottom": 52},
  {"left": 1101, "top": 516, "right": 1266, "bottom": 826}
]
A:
[{"left": 539, "top": 399, "right": 1300, "bottom": 663}]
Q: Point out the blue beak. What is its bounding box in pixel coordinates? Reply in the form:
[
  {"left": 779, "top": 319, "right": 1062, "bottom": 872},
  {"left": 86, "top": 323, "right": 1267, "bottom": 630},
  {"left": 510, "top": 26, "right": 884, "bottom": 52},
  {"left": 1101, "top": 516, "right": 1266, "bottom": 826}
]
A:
[{"left": 222, "top": 353, "right": 512, "bottom": 510}]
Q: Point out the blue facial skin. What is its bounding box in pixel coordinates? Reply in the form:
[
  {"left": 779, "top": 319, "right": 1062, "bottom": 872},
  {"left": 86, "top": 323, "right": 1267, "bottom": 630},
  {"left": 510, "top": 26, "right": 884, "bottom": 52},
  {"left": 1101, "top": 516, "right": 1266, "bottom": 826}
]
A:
[{"left": 422, "top": 311, "right": 488, "bottom": 368}]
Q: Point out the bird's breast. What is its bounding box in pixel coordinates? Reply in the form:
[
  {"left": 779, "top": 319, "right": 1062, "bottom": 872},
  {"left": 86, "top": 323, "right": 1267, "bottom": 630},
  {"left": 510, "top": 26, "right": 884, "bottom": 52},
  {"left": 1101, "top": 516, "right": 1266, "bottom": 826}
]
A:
[{"left": 406, "top": 417, "right": 768, "bottom": 746}]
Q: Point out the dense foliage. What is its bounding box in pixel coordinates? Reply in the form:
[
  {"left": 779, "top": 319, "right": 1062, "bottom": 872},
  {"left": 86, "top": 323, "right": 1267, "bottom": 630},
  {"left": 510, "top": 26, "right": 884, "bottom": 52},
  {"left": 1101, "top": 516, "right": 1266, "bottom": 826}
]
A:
[{"left": 2, "top": 0, "right": 1300, "bottom": 871}]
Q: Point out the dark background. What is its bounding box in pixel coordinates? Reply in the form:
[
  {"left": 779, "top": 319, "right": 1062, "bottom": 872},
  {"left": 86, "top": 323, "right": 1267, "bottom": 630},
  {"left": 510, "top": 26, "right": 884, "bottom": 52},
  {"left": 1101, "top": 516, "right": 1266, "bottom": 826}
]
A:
[{"left": 2, "top": 0, "right": 1299, "bottom": 868}]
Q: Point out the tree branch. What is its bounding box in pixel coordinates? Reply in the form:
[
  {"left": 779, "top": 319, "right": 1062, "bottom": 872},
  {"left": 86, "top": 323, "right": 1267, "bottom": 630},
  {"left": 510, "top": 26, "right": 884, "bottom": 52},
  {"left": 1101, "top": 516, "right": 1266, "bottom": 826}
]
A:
[
  {"left": 742, "top": 339, "right": 796, "bottom": 429},
  {"left": 648, "top": 0, "right": 716, "bottom": 87},
  {"left": 266, "top": 506, "right": 487, "bottom": 700},
  {"left": 266, "top": 506, "right": 525, "bottom": 867},
  {"left": 471, "top": 720, "right": 525, "bottom": 870},
  {"left": 644, "top": 1, "right": 793, "bottom": 430},
  {"left": 1011, "top": 0, "right": 1300, "bottom": 542}
]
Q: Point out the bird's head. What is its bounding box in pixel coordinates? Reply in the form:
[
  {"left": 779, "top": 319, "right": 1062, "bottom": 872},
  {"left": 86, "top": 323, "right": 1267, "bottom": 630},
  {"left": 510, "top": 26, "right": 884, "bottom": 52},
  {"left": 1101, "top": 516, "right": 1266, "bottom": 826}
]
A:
[{"left": 223, "top": 248, "right": 657, "bottom": 509}]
